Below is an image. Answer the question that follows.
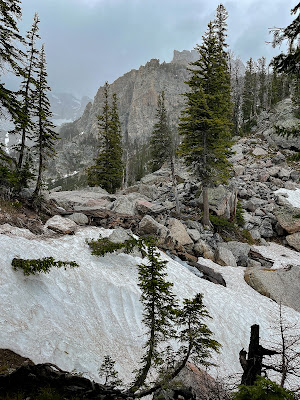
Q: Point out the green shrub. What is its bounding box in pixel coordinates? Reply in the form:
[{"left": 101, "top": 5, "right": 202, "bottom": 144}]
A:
[
  {"left": 235, "top": 201, "right": 245, "bottom": 227},
  {"left": 233, "top": 376, "right": 294, "bottom": 400},
  {"left": 12, "top": 257, "right": 79, "bottom": 276},
  {"left": 86, "top": 235, "right": 147, "bottom": 257}
]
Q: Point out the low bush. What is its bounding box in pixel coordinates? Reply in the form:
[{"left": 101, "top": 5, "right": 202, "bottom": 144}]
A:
[{"left": 12, "top": 257, "right": 79, "bottom": 276}]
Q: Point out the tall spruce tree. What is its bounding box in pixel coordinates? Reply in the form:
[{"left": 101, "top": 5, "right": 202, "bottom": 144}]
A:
[
  {"left": 242, "top": 57, "right": 257, "bottom": 127},
  {"left": 88, "top": 82, "right": 123, "bottom": 193},
  {"left": 12, "top": 13, "right": 40, "bottom": 170},
  {"left": 32, "top": 44, "right": 58, "bottom": 200},
  {"left": 0, "top": 0, "right": 24, "bottom": 120},
  {"left": 150, "top": 91, "right": 173, "bottom": 172},
  {"left": 179, "top": 15, "right": 232, "bottom": 226}
]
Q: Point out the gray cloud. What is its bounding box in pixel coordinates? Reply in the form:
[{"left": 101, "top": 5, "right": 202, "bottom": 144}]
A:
[{"left": 12, "top": 0, "right": 297, "bottom": 97}]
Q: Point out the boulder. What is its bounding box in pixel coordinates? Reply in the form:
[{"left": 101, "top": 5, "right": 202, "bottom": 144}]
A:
[
  {"left": 286, "top": 232, "right": 300, "bottom": 251},
  {"left": 138, "top": 215, "right": 164, "bottom": 236},
  {"left": 135, "top": 199, "right": 156, "bottom": 215},
  {"left": 244, "top": 265, "right": 300, "bottom": 312},
  {"left": 111, "top": 195, "right": 137, "bottom": 215},
  {"left": 108, "top": 227, "right": 143, "bottom": 257},
  {"left": 274, "top": 206, "right": 300, "bottom": 234},
  {"left": 48, "top": 189, "right": 111, "bottom": 210},
  {"left": 44, "top": 215, "right": 77, "bottom": 234},
  {"left": 225, "top": 241, "right": 251, "bottom": 267},
  {"left": 189, "top": 261, "right": 226, "bottom": 286},
  {"left": 167, "top": 218, "right": 194, "bottom": 250},
  {"left": 108, "top": 227, "right": 132, "bottom": 243},
  {"left": 187, "top": 228, "right": 201, "bottom": 242},
  {"left": 198, "top": 185, "right": 237, "bottom": 218},
  {"left": 66, "top": 212, "right": 89, "bottom": 225},
  {"left": 259, "top": 219, "right": 274, "bottom": 238},
  {"left": 215, "top": 244, "right": 237, "bottom": 267},
  {"left": 252, "top": 147, "right": 267, "bottom": 156}
]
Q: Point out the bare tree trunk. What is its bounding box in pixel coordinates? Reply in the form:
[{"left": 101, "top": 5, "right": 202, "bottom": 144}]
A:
[
  {"left": 170, "top": 156, "right": 180, "bottom": 216},
  {"left": 240, "top": 324, "right": 278, "bottom": 386},
  {"left": 202, "top": 185, "right": 210, "bottom": 227}
]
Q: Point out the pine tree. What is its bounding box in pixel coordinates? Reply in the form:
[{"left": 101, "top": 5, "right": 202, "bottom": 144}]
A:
[
  {"left": 271, "top": 3, "right": 300, "bottom": 75},
  {"left": 88, "top": 82, "right": 123, "bottom": 193},
  {"left": 32, "top": 44, "right": 58, "bottom": 200},
  {"left": 0, "top": 0, "right": 24, "bottom": 120},
  {"left": 149, "top": 91, "right": 173, "bottom": 172},
  {"left": 257, "top": 56, "right": 267, "bottom": 110},
  {"left": 179, "top": 17, "right": 233, "bottom": 226},
  {"left": 129, "top": 238, "right": 178, "bottom": 393},
  {"left": 98, "top": 355, "right": 122, "bottom": 388},
  {"left": 12, "top": 13, "right": 40, "bottom": 170},
  {"left": 242, "top": 57, "right": 257, "bottom": 127}
]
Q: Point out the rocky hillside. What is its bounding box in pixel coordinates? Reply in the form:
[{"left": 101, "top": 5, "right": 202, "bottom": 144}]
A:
[{"left": 48, "top": 50, "right": 199, "bottom": 184}]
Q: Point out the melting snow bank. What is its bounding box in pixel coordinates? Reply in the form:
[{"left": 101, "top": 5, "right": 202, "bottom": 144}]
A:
[
  {"left": 275, "top": 188, "right": 300, "bottom": 208},
  {"left": 0, "top": 226, "right": 299, "bottom": 387}
]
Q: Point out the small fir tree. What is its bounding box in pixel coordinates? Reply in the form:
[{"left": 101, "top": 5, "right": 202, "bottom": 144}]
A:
[
  {"left": 150, "top": 90, "right": 173, "bottom": 172},
  {"left": 98, "top": 355, "right": 122, "bottom": 388},
  {"left": 129, "top": 238, "right": 178, "bottom": 393},
  {"left": 233, "top": 376, "right": 294, "bottom": 400},
  {"left": 32, "top": 44, "right": 58, "bottom": 200},
  {"left": 179, "top": 15, "right": 233, "bottom": 226}
]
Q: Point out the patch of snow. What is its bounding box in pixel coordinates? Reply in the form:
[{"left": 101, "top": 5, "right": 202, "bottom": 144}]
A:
[
  {"left": 51, "top": 118, "right": 73, "bottom": 126},
  {"left": 4, "top": 131, "right": 10, "bottom": 154},
  {"left": 63, "top": 171, "right": 79, "bottom": 179},
  {"left": 251, "top": 242, "right": 300, "bottom": 269},
  {"left": 0, "top": 227, "right": 299, "bottom": 387},
  {"left": 275, "top": 188, "right": 300, "bottom": 208}
]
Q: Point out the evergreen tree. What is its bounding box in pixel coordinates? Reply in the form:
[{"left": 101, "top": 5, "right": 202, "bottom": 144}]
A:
[
  {"left": 32, "top": 44, "right": 58, "bottom": 200},
  {"left": 179, "top": 17, "right": 232, "bottom": 226},
  {"left": 233, "top": 376, "right": 294, "bottom": 400},
  {"left": 149, "top": 90, "right": 173, "bottom": 172},
  {"left": 98, "top": 355, "right": 122, "bottom": 388},
  {"left": 242, "top": 57, "right": 257, "bottom": 127},
  {"left": 129, "top": 238, "right": 178, "bottom": 393},
  {"left": 257, "top": 56, "right": 267, "bottom": 110},
  {"left": 0, "top": 0, "right": 24, "bottom": 120},
  {"left": 12, "top": 13, "right": 40, "bottom": 170},
  {"left": 271, "top": 3, "right": 300, "bottom": 75},
  {"left": 88, "top": 82, "right": 123, "bottom": 193}
]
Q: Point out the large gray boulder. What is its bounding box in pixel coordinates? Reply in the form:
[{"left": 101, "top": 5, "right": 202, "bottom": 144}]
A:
[
  {"left": 167, "top": 218, "right": 194, "bottom": 250},
  {"left": 138, "top": 215, "right": 169, "bottom": 247},
  {"left": 44, "top": 215, "right": 77, "bottom": 234},
  {"left": 67, "top": 212, "right": 89, "bottom": 225},
  {"left": 215, "top": 244, "right": 237, "bottom": 267},
  {"left": 245, "top": 265, "right": 300, "bottom": 312},
  {"left": 48, "top": 189, "right": 111, "bottom": 210},
  {"left": 225, "top": 241, "right": 251, "bottom": 267},
  {"left": 274, "top": 206, "right": 300, "bottom": 234},
  {"left": 286, "top": 232, "right": 300, "bottom": 251}
]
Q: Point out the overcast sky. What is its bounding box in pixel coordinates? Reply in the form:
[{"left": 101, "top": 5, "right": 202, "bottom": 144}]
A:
[{"left": 8, "top": 0, "right": 296, "bottom": 98}]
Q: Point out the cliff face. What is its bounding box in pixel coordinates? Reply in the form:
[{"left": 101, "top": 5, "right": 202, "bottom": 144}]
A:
[{"left": 50, "top": 50, "right": 198, "bottom": 183}]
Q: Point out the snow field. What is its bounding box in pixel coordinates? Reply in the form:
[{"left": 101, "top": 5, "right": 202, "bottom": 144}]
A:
[{"left": 0, "top": 226, "right": 299, "bottom": 387}]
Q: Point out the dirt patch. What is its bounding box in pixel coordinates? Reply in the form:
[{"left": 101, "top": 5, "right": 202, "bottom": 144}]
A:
[{"left": 0, "top": 349, "right": 34, "bottom": 374}]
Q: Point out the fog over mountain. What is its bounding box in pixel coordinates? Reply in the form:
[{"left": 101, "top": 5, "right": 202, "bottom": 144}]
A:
[{"left": 4, "top": 0, "right": 295, "bottom": 98}]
